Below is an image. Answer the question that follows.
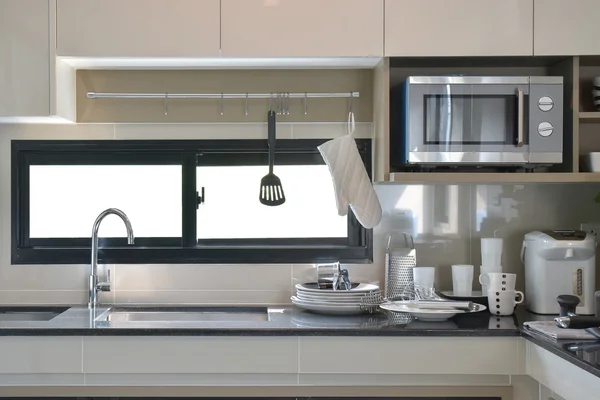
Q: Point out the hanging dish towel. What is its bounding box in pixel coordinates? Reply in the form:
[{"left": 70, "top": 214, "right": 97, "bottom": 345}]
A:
[{"left": 318, "top": 111, "right": 382, "bottom": 229}]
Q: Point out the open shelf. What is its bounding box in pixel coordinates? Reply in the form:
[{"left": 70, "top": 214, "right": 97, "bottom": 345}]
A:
[
  {"left": 388, "top": 172, "right": 600, "bottom": 184},
  {"left": 580, "top": 111, "right": 600, "bottom": 122}
]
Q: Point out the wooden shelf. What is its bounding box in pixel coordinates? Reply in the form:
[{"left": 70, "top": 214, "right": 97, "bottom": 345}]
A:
[
  {"left": 388, "top": 172, "right": 600, "bottom": 184},
  {"left": 580, "top": 111, "right": 600, "bottom": 122}
]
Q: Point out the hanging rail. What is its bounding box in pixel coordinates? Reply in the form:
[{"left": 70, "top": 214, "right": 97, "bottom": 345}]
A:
[{"left": 86, "top": 91, "right": 360, "bottom": 100}]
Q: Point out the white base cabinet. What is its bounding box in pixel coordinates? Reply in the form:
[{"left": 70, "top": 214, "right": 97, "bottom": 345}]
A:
[{"left": 0, "top": 336, "right": 596, "bottom": 399}]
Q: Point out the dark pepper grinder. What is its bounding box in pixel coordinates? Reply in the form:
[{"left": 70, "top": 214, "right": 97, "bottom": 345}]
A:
[{"left": 557, "top": 294, "right": 580, "bottom": 317}]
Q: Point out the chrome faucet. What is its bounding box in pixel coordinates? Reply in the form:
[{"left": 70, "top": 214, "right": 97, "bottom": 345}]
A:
[{"left": 89, "top": 208, "right": 135, "bottom": 308}]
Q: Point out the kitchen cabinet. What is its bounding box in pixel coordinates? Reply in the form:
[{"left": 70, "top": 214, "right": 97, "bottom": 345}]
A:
[
  {"left": 56, "top": 0, "right": 221, "bottom": 57},
  {"left": 534, "top": 0, "right": 600, "bottom": 56},
  {"left": 384, "top": 0, "right": 534, "bottom": 56},
  {"left": 220, "top": 0, "right": 383, "bottom": 57},
  {"left": 0, "top": 0, "right": 51, "bottom": 117}
]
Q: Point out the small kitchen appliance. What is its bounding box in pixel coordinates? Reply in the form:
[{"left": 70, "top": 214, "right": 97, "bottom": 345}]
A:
[
  {"left": 391, "top": 76, "right": 563, "bottom": 169},
  {"left": 522, "top": 230, "right": 597, "bottom": 315}
]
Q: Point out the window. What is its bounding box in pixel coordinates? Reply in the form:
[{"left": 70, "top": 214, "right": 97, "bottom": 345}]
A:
[{"left": 12, "top": 140, "right": 373, "bottom": 265}]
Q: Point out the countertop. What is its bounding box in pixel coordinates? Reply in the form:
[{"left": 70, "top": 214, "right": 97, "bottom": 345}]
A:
[
  {"left": 4, "top": 304, "right": 600, "bottom": 382},
  {"left": 0, "top": 305, "right": 522, "bottom": 337}
]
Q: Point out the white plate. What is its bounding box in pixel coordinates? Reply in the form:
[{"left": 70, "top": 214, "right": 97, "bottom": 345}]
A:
[
  {"left": 296, "top": 291, "right": 380, "bottom": 302},
  {"left": 294, "top": 295, "right": 363, "bottom": 306},
  {"left": 291, "top": 297, "right": 366, "bottom": 315},
  {"left": 295, "top": 283, "right": 379, "bottom": 294},
  {"left": 292, "top": 296, "right": 360, "bottom": 308},
  {"left": 379, "top": 301, "right": 487, "bottom": 322}
]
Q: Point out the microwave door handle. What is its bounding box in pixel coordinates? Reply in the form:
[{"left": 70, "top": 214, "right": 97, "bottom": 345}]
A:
[{"left": 516, "top": 88, "right": 525, "bottom": 148}]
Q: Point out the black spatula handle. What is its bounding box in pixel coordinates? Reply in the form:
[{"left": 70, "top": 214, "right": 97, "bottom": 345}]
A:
[{"left": 268, "top": 110, "right": 276, "bottom": 174}]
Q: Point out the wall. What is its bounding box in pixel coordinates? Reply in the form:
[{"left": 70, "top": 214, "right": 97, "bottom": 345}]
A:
[
  {"left": 1, "top": 123, "right": 599, "bottom": 305},
  {"left": 0, "top": 122, "right": 376, "bottom": 305},
  {"left": 374, "top": 182, "right": 600, "bottom": 292},
  {"left": 76, "top": 69, "right": 373, "bottom": 123}
]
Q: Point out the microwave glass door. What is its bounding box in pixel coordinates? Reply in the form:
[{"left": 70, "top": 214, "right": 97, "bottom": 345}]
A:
[{"left": 424, "top": 94, "right": 527, "bottom": 145}]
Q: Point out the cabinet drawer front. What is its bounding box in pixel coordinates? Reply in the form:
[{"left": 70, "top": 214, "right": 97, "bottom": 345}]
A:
[
  {"left": 0, "top": 337, "right": 82, "bottom": 373},
  {"left": 83, "top": 337, "right": 298, "bottom": 374},
  {"left": 221, "top": 0, "right": 383, "bottom": 57},
  {"left": 299, "top": 337, "right": 520, "bottom": 375},
  {"left": 57, "top": 0, "right": 220, "bottom": 57},
  {"left": 385, "top": 0, "right": 533, "bottom": 56}
]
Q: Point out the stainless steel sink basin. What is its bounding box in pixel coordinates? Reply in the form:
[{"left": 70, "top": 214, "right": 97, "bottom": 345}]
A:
[
  {"left": 0, "top": 307, "right": 68, "bottom": 322},
  {"left": 95, "top": 306, "right": 269, "bottom": 323}
]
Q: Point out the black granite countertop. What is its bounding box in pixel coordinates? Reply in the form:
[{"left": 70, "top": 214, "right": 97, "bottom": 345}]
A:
[
  {"left": 0, "top": 305, "right": 522, "bottom": 337},
  {"left": 3, "top": 304, "right": 600, "bottom": 380}
]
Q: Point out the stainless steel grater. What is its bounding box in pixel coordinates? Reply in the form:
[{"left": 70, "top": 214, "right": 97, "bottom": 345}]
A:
[{"left": 384, "top": 232, "right": 416, "bottom": 301}]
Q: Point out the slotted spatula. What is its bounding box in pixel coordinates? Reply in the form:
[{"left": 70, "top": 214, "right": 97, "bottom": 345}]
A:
[{"left": 259, "top": 110, "right": 286, "bottom": 206}]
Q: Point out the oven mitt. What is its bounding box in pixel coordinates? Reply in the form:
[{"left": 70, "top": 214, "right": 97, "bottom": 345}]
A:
[{"left": 317, "top": 118, "right": 382, "bottom": 229}]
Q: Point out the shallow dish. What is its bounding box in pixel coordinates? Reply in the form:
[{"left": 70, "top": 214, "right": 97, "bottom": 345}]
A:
[
  {"left": 296, "top": 282, "right": 379, "bottom": 294},
  {"left": 379, "top": 301, "right": 487, "bottom": 322}
]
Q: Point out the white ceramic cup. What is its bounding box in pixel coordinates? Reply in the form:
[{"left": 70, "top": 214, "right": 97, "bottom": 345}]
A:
[
  {"left": 487, "top": 289, "right": 524, "bottom": 316},
  {"left": 452, "top": 264, "right": 474, "bottom": 296},
  {"left": 413, "top": 267, "right": 435, "bottom": 289},
  {"left": 479, "top": 264, "right": 502, "bottom": 292},
  {"left": 481, "top": 238, "right": 503, "bottom": 268},
  {"left": 479, "top": 272, "right": 517, "bottom": 291}
]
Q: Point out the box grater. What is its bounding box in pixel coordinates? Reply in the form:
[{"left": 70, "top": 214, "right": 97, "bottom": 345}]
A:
[{"left": 384, "top": 232, "right": 416, "bottom": 301}]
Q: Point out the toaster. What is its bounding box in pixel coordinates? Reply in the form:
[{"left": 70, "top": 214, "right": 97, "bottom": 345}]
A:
[{"left": 522, "top": 230, "right": 597, "bottom": 315}]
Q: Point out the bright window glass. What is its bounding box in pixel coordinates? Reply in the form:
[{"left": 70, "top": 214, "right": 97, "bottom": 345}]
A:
[
  {"left": 197, "top": 165, "right": 347, "bottom": 239},
  {"left": 29, "top": 165, "right": 182, "bottom": 238}
]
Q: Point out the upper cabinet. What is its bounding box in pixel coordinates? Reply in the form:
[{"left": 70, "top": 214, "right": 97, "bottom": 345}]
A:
[
  {"left": 534, "top": 0, "right": 600, "bottom": 56},
  {"left": 0, "top": 0, "right": 51, "bottom": 118},
  {"left": 56, "top": 0, "right": 221, "bottom": 57},
  {"left": 385, "top": 0, "right": 534, "bottom": 56},
  {"left": 220, "top": 0, "right": 384, "bottom": 58}
]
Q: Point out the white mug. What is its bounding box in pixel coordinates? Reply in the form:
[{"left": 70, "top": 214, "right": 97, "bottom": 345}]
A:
[
  {"left": 479, "top": 272, "right": 516, "bottom": 290},
  {"left": 479, "top": 264, "right": 502, "bottom": 292},
  {"left": 487, "top": 289, "right": 524, "bottom": 316},
  {"left": 452, "top": 264, "right": 474, "bottom": 296}
]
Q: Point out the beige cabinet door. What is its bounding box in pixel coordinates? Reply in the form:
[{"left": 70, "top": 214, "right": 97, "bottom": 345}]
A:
[
  {"left": 57, "top": 0, "right": 220, "bottom": 57},
  {"left": 385, "top": 0, "right": 533, "bottom": 56},
  {"left": 0, "top": 0, "right": 50, "bottom": 117},
  {"left": 221, "top": 0, "right": 383, "bottom": 57},
  {"left": 535, "top": 0, "right": 600, "bottom": 56}
]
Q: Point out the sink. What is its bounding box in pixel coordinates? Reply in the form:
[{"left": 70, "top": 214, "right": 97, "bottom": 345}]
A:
[
  {"left": 95, "top": 306, "right": 270, "bottom": 323},
  {"left": 0, "top": 307, "right": 69, "bottom": 322}
]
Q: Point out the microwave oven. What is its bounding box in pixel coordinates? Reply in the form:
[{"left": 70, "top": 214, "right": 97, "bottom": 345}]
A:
[{"left": 391, "top": 76, "right": 564, "bottom": 168}]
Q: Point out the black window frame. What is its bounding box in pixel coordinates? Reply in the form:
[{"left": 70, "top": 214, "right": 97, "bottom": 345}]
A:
[{"left": 12, "top": 139, "right": 373, "bottom": 265}]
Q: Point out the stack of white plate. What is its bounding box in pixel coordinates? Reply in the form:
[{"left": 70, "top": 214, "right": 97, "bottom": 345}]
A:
[{"left": 291, "top": 282, "right": 381, "bottom": 315}]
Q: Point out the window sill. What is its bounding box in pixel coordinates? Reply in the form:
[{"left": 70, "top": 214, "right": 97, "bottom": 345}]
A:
[{"left": 13, "top": 245, "right": 373, "bottom": 265}]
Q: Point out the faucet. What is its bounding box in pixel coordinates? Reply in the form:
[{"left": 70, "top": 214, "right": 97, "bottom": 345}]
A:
[{"left": 89, "top": 208, "right": 135, "bottom": 308}]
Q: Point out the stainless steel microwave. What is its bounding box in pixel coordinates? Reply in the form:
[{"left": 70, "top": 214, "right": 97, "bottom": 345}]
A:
[{"left": 393, "top": 76, "right": 564, "bottom": 167}]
